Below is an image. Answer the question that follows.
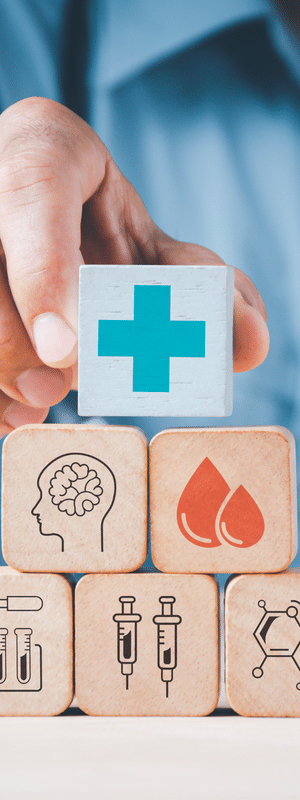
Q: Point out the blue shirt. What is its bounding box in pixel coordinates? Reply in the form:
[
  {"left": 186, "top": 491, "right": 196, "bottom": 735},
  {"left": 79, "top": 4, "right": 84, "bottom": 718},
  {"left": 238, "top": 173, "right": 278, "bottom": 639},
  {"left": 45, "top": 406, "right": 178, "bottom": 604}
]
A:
[{"left": 1, "top": 1, "right": 300, "bottom": 565}]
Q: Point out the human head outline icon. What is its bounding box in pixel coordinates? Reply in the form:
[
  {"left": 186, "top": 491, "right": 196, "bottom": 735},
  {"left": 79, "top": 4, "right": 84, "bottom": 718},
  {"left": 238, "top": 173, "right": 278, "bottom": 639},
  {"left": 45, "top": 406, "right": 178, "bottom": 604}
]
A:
[{"left": 31, "top": 453, "right": 116, "bottom": 552}]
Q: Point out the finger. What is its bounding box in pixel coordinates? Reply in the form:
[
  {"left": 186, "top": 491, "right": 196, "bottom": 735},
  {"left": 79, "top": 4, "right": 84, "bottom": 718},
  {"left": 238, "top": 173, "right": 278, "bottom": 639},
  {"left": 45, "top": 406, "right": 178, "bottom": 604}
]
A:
[
  {"left": 0, "top": 251, "right": 73, "bottom": 407},
  {"left": 0, "top": 390, "right": 49, "bottom": 441},
  {"left": 234, "top": 267, "right": 267, "bottom": 322},
  {"left": 0, "top": 98, "right": 108, "bottom": 369},
  {"left": 233, "top": 288, "right": 270, "bottom": 372},
  {"left": 80, "top": 155, "right": 157, "bottom": 266},
  {"left": 233, "top": 267, "right": 269, "bottom": 371}
]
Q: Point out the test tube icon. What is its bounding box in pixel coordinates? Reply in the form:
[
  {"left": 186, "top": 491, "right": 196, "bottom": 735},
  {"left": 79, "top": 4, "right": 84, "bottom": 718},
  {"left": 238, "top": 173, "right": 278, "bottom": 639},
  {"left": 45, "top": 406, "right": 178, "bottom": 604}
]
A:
[
  {"left": 14, "top": 628, "right": 33, "bottom": 684},
  {"left": 0, "top": 628, "right": 8, "bottom": 684},
  {"left": 153, "top": 596, "right": 182, "bottom": 697},
  {"left": 113, "top": 596, "right": 142, "bottom": 690}
]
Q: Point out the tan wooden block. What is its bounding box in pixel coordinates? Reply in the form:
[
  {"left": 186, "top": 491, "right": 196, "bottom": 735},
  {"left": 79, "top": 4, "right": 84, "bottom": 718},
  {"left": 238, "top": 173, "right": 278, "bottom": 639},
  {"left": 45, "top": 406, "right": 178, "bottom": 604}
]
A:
[
  {"left": 75, "top": 573, "right": 218, "bottom": 716},
  {"left": 0, "top": 567, "right": 72, "bottom": 715},
  {"left": 2, "top": 424, "right": 147, "bottom": 573},
  {"left": 150, "top": 426, "right": 297, "bottom": 574},
  {"left": 225, "top": 571, "right": 300, "bottom": 717}
]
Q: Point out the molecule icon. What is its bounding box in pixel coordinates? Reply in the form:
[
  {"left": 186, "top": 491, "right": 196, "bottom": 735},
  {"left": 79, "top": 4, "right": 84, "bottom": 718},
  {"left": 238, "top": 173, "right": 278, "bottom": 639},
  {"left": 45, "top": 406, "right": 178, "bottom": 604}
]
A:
[{"left": 252, "top": 599, "right": 300, "bottom": 690}]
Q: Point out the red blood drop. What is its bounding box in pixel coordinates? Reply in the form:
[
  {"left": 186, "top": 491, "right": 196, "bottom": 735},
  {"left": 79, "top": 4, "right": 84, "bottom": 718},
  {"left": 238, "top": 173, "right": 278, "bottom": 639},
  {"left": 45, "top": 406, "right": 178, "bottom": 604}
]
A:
[
  {"left": 219, "top": 485, "right": 264, "bottom": 548},
  {"left": 177, "top": 457, "right": 230, "bottom": 547}
]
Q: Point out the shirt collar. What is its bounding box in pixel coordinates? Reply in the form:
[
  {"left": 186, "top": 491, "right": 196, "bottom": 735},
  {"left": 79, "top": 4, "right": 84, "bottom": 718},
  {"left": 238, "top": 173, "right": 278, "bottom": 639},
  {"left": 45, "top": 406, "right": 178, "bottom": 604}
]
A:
[
  {"left": 89, "top": 0, "right": 270, "bottom": 89},
  {"left": 268, "top": 12, "right": 300, "bottom": 87}
]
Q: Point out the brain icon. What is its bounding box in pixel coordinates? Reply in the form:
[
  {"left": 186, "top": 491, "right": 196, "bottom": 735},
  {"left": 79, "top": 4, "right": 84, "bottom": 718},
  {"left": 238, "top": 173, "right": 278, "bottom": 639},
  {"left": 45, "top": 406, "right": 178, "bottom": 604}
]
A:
[{"left": 49, "top": 462, "right": 103, "bottom": 516}]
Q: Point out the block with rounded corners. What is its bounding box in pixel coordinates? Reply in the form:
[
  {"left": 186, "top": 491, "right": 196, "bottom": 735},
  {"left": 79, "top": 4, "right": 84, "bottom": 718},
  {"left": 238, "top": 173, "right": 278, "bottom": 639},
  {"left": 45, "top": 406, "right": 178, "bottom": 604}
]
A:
[
  {"left": 78, "top": 264, "right": 234, "bottom": 417},
  {"left": 150, "top": 426, "right": 297, "bottom": 574},
  {"left": 2, "top": 424, "right": 147, "bottom": 573},
  {"left": 0, "top": 567, "right": 72, "bottom": 716},
  {"left": 225, "top": 571, "right": 300, "bottom": 717},
  {"left": 75, "top": 573, "right": 218, "bottom": 716}
]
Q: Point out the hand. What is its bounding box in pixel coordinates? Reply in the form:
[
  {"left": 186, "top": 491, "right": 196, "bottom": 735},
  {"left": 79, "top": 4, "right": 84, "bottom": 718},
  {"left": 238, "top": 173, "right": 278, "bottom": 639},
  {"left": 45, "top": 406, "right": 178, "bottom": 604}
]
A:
[{"left": 0, "top": 97, "right": 269, "bottom": 437}]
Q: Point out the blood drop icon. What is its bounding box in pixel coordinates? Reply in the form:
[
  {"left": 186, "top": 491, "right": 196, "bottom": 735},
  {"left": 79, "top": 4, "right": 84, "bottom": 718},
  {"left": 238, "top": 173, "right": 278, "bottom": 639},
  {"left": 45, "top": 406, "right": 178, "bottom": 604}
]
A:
[
  {"left": 177, "top": 457, "right": 230, "bottom": 547},
  {"left": 177, "top": 458, "right": 265, "bottom": 549},
  {"left": 219, "top": 485, "right": 264, "bottom": 548}
]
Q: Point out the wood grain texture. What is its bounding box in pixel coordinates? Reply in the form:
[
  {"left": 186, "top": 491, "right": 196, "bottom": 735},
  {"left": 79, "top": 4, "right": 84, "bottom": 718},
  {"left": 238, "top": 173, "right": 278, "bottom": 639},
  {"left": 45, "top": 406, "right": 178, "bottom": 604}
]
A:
[
  {"left": 75, "top": 573, "right": 218, "bottom": 716},
  {"left": 225, "top": 571, "right": 300, "bottom": 717},
  {"left": 0, "top": 567, "right": 72, "bottom": 716},
  {"left": 2, "top": 424, "right": 147, "bottom": 573},
  {"left": 78, "top": 264, "right": 233, "bottom": 416},
  {"left": 150, "top": 426, "right": 297, "bottom": 574}
]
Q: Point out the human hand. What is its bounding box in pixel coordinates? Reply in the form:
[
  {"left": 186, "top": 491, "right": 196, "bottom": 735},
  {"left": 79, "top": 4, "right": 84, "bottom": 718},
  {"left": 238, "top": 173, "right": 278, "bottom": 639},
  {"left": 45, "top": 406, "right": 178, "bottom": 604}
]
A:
[{"left": 0, "top": 97, "right": 269, "bottom": 437}]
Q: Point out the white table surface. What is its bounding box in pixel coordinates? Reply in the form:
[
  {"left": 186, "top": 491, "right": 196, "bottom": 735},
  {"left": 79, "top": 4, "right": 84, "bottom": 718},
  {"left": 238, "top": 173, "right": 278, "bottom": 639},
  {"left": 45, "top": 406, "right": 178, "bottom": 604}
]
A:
[{"left": 0, "top": 712, "right": 299, "bottom": 800}]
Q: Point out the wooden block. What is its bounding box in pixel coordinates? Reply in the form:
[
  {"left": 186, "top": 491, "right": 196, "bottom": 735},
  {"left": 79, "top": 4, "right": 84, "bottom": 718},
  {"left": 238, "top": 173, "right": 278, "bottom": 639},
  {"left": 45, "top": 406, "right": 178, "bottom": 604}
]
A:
[
  {"left": 75, "top": 573, "right": 218, "bottom": 716},
  {"left": 78, "top": 264, "right": 234, "bottom": 417},
  {"left": 2, "top": 424, "right": 147, "bottom": 573},
  {"left": 225, "top": 571, "right": 300, "bottom": 717},
  {"left": 150, "top": 426, "right": 297, "bottom": 574},
  {"left": 0, "top": 567, "right": 72, "bottom": 715}
]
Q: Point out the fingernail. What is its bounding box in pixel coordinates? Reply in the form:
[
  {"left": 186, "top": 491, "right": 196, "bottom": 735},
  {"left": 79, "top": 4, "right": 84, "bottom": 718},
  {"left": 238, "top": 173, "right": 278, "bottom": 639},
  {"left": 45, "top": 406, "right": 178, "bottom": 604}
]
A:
[
  {"left": 15, "top": 367, "right": 65, "bottom": 407},
  {"left": 33, "top": 313, "right": 77, "bottom": 364},
  {"left": 3, "top": 402, "right": 49, "bottom": 429}
]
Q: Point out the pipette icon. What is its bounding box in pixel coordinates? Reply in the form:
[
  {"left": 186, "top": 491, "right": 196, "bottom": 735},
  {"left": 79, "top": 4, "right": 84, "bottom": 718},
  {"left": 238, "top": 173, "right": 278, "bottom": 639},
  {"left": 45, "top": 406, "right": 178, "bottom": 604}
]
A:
[
  {"left": 153, "top": 596, "right": 182, "bottom": 697},
  {"left": 0, "top": 596, "right": 43, "bottom": 612},
  {"left": 113, "top": 596, "right": 142, "bottom": 690}
]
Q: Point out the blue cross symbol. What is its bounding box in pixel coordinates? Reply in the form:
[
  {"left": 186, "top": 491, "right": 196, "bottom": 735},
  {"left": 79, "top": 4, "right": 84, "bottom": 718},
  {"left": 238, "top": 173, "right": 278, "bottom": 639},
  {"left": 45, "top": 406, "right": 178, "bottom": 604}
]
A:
[{"left": 98, "top": 285, "right": 205, "bottom": 392}]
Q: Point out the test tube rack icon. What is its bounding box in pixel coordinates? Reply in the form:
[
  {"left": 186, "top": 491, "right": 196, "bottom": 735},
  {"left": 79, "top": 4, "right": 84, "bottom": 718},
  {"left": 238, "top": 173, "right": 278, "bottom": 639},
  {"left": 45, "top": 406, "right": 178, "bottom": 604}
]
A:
[
  {"left": 113, "top": 596, "right": 142, "bottom": 690},
  {"left": 153, "top": 596, "right": 182, "bottom": 697}
]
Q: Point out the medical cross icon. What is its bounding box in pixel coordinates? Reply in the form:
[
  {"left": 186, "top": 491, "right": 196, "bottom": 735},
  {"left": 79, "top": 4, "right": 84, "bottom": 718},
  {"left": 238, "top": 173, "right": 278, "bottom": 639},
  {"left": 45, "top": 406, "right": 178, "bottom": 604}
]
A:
[{"left": 98, "top": 285, "right": 206, "bottom": 392}]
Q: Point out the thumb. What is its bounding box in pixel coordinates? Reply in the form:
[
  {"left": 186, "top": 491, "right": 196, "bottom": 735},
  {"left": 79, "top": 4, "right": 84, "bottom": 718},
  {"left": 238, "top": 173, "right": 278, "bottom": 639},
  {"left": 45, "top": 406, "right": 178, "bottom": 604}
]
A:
[{"left": 0, "top": 98, "right": 108, "bottom": 369}]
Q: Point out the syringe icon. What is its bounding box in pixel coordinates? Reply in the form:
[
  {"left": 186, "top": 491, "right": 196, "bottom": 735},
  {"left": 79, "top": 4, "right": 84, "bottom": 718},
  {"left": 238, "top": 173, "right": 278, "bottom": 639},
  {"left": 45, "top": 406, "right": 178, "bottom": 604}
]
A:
[
  {"left": 153, "top": 596, "right": 182, "bottom": 697},
  {"left": 113, "top": 596, "right": 142, "bottom": 690}
]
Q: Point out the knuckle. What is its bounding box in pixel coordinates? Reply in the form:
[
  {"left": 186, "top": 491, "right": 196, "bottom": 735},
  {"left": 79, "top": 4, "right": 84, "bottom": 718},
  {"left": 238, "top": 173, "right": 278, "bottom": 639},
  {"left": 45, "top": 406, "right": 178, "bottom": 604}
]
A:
[
  {"left": 0, "top": 97, "right": 65, "bottom": 142},
  {"left": 0, "top": 330, "right": 15, "bottom": 352},
  {"left": 0, "top": 98, "right": 79, "bottom": 162},
  {"left": 0, "top": 328, "right": 30, "bottom": 368}
]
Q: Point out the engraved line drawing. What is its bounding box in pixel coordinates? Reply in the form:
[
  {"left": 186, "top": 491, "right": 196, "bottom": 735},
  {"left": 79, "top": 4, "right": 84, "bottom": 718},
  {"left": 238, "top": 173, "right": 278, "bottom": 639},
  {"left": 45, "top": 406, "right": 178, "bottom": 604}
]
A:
[
  {"left": 113, "top": 596, "right": 142, "bottom": 690},
  {"left": 153, "top": 596, "right": 182, "bottom": 697},
  {"left": 31, "top": 453, "right": 116, "bottom": 553},
  {"left": 15, "top": 628, "right": 33, "bottom": 684},
  {"left": 252, "top": 599, "right": 300, "bottom": 690},
  {"left": 0, "top": 629, "right": 8, "bottom": 684},
  {"left": 0, "top": 597, "right": 43, "bottom": 692},
  {"left": 0, "top": 596, "right": 43, "bottom": 612}
]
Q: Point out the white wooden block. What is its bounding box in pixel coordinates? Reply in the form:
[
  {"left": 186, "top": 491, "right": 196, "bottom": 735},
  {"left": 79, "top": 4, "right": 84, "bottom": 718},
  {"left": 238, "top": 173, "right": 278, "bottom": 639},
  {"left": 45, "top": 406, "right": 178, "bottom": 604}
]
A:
[{"left": 78, "top": 264, "right": 234, "bottom": 416}]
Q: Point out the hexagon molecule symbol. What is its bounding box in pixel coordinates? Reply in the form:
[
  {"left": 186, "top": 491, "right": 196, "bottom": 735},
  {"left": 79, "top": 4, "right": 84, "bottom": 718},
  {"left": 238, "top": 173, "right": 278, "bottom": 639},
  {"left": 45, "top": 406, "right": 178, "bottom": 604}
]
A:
[{"left": 252, "top": 599, "right": 300, "bottom": 690}]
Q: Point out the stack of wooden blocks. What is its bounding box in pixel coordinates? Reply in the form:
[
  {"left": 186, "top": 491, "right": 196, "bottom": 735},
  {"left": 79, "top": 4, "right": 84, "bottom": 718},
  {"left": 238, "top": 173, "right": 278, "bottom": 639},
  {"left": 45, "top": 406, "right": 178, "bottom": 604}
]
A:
[{"left": 0, "top": 264, "right": 298, "bottom": 717}]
